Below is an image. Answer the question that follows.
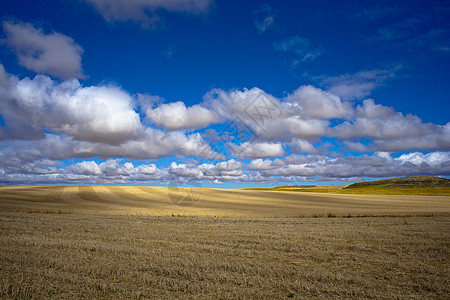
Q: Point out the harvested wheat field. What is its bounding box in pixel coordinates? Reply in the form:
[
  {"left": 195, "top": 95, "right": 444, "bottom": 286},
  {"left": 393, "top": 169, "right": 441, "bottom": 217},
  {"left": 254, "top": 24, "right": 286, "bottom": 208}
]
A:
[
  {"left": 1, "top": 186, "right": 449, "bottom": 299},
  {"left": 0, "top": 185, "right": 449, "bottom": 217}
]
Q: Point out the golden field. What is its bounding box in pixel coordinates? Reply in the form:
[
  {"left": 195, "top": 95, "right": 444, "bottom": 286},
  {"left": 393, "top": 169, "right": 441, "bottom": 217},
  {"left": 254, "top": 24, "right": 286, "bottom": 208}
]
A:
[
  {"left": 1, "top": 186, "right": 449, "bottom": 299},
  {"left": 1, "top": 185, "right": 449, "bottom": 217}
]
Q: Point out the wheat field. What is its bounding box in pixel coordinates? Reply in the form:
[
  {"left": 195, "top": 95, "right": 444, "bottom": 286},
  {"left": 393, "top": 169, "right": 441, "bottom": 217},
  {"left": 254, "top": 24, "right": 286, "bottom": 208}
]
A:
[
  {"left": 1, "top": 185, "right": 449, "bottom": 217},
  {"left": 1, "top": 186, "right": 449, "bottom": 299}
]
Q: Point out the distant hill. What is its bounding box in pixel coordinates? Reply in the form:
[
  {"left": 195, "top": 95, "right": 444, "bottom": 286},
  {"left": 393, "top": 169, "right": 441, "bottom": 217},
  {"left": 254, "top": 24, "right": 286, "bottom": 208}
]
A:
[
  {"left": 249, "top": 176, "right": 450, "bottom": 196},
  {"left": 276, "top": 185, "right": 317, "bottom": 188},
  {"left": 345, "top": 176, "right": 450, "bottom": 189}
]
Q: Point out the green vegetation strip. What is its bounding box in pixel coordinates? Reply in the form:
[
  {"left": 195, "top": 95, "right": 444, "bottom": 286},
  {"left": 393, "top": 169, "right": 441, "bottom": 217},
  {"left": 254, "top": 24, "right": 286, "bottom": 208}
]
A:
[{"left": 245, "top": 185, "right": 450, "bottom": 196}]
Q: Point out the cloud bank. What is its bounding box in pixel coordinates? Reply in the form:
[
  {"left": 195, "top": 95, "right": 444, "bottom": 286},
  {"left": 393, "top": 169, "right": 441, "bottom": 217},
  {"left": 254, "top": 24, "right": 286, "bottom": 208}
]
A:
[{"left": 0, "top": 63, "right": 448, "bottom": 185}]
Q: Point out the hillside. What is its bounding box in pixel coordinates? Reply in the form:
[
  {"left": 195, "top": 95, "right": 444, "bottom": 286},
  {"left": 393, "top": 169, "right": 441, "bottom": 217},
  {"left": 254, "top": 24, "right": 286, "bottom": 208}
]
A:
[
  {"left": 252, "top": 176, "right": 450, "bottom": 196},
  {"left": 276, "top": 184, "right": 317, "bottom": 188},
  {"left": 345, "top": 176, "right": 450, "bottom": 189}
]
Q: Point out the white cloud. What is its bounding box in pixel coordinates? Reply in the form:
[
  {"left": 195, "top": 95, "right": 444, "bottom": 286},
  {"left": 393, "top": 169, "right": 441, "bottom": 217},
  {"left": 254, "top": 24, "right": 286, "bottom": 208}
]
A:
[
  {"left": 67, "top": 161, "right": 101, "bottom": 175},
  {"left": 168, "top": 159, "right": 246, "bottom": 182},
  {"left": 247, "top": 171, "right": 273, "bottom": 182},
  {"left": 333, "top": 99, "right": 448, "bottom": 151},
  {"left": 137, "top": 163, "right": 157, "bottom": 174},
  {"left": 0, "top": 63, "right": 449, "bottom": 185},
  {"left": 67, "top": 160, "right": 166, "bottom": 183},
  {"left": 247, "top": 158, "right": 283, "bottom": 170},
  {"left": 215, "top": 159, "right": 242, "bottom": 170},
  {"left": 318, "top": 67, "right": 398, "bottom": 100},
  {"left": 0, "top": 70, "right": 141, "bottom": 144},
  {"left": 202, "top": 85, "right": 449, "bottom": 152},
  {"left": 0, "top": 69, "right": 222, "bottom": 161},
  {"left": 372, "top": 128, "right": 450, "bottom": 151},
  {"left": 343, "top": 141, "right": 370, "bottom": 152},
  {"left": 231, "top": 141, "right": 285, "bottom": 159},
  {"left": 258, "top": 152, "right": 450, "bottom": 179},
  {"left": 170, "top": 162, "right": 203, "bottom": 178},
  {"left": 204, "top": 87, "right": 281, "bottom": 126},
  {"left": 58, "top": 85, "right": 142, "bottom": 143},
  {"left": 146, "top": 101, "right": 218, "bottom": 130},
  {"left": 83, "top": 0, "right": 212, "bottom": 27},
  {"left": 3, "top": 21, "right": 84, "bottom": 80},
  {"left": 26, "top": 129, "right": 219, "bottom": 160},
  {"left": 1, "top": 148, "right": 449, "bottom": 185},
  {"left": 396, "top": 152, "right": 449, "bottom": 167},
  {"left": 286, "top": 85, "right": 352, "bottom": 119},
  {"left": 2, "top": 66, "right": 447, "bottom": 160},
  {"left": 99, "top": 160, "right": 137, "bottom": 176},
  {"left": 257, "top": 117, "right": 329, "bottom": 141},
  {"left": 289, "top": 139, "right": 320, "bottom": 154},
  {"left": 203, "top": 87, "right": 330, "bottom": 141}
]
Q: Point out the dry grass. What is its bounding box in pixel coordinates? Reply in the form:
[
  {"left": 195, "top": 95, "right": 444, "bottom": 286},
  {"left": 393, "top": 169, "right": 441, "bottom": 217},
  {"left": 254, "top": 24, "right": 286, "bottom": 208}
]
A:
[
  {"left": 1, "top": 213, "right": 449, "bottom": 299},
  {"left": 0, "top": 186, "right": 449, "bottom": 299},
  {"left": 0, "top": 186, "right": 449, "bottom": 217}
]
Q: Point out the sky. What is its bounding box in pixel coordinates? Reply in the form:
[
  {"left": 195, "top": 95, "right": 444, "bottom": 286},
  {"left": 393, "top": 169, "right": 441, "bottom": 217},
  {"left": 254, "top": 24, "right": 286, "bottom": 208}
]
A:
[{"left": 0, "top": 0, "right": 449, "bottom": 187}]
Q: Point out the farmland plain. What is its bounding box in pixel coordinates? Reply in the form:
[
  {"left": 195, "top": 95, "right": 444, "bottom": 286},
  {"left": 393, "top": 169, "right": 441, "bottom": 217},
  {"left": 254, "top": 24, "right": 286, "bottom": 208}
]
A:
[
  {"left": 0, "top": 185, "right": 449, "bottom": 217},
  {"left": 1, "top": 185, "right": 449, "bottom": 299}
]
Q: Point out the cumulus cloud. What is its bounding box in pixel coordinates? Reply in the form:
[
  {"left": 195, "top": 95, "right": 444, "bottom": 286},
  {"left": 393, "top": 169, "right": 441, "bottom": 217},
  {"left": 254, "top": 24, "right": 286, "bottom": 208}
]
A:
[
  {"left": 372, "top": 127, "right": 450, "bottom": 151},
  {"left": 2, "top": 66, "right": 446, "bottom": 158},
  {"left": 3, "top": 21, "right": 84, "bottom": 80},
  {"left": 215, "top": 159, "right": 242, "bottom": 171},
  {"left": 0, "top": 64, "right": 222, "bottom": 163},
  {"left": 0, "top": 156, "right": 171, "bottom": 185},
  {"left": 0, "top": 63, "right": 449, "bottom": 185},
  {"left": 289, "top": 139, "right": 320, "bottom": 154},
  {"left": 204, "top": 85, "right": 349, "bottom": 139},
  {"left": 146, "top": 101, "right": 218, "bottom": 130},
  {"left": 137, "top": 163, "right": 157, "bottom": 174},
  {"left": 26, "top": 130, "right": 218, "bottom": 161},
  {"left": 318, "top": 67, "right": 398, "bottom": 100},
  {"left": 286, "top": 85, "right": 353, "bottom": 119},
  {"left": 67, "top": 161, "right": 102, "bottom": 175},
  {"left": 201, "top": 84, "right": 449, "bottom": 151},
  {"left": 0, "top": 70, "right": 141, "bottom": 143},
  {"left": 257, "top": 152, "right": 450, "bottom": 179},
  {"left": 332, "top": 99, "right": 450, "bottom": 151},
  {"left": 247, "top": 158, "right": 283, "bottom": 170},
  {"left": 343, "top": 141, "right": 370, "bottom": 152},
  {"left": 1, "top": 149, "right": 449, "bottom": 185},
  {"left": 204, "top": 87, "right": 281, "bottom": 126},
  {"left": 201, "top": 86, "right": 339, "bottom": 142},
  {"left": 83, "top": 0, "right": 212, "bottom": 27},
  {"left": 203, "top": 87, "right": 318, "bottom": 141},
  {"left": 231, "top": 141, "right": 285, "bottom": 159},
  {"left": 254, "top": 117, "right": 329, "bottom": 141},
  {"left": 168, "top": 159, "right": 246, "bottom": 182}
]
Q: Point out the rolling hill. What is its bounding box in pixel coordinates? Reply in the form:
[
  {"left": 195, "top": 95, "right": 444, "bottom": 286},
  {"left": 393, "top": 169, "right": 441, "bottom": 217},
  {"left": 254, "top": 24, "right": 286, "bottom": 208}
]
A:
[
  {"left": 251, "top": 176, "right": 450, "bottom": 196},
  {"left": 345, "top": 175, "right": 450, "bottom": 188}
]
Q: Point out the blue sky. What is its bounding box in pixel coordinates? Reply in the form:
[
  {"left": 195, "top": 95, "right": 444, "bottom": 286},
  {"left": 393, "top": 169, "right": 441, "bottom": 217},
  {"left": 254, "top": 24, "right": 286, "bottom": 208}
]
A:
[{"left": 0, "top": 0, "right": 449, "bottom": 187}]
